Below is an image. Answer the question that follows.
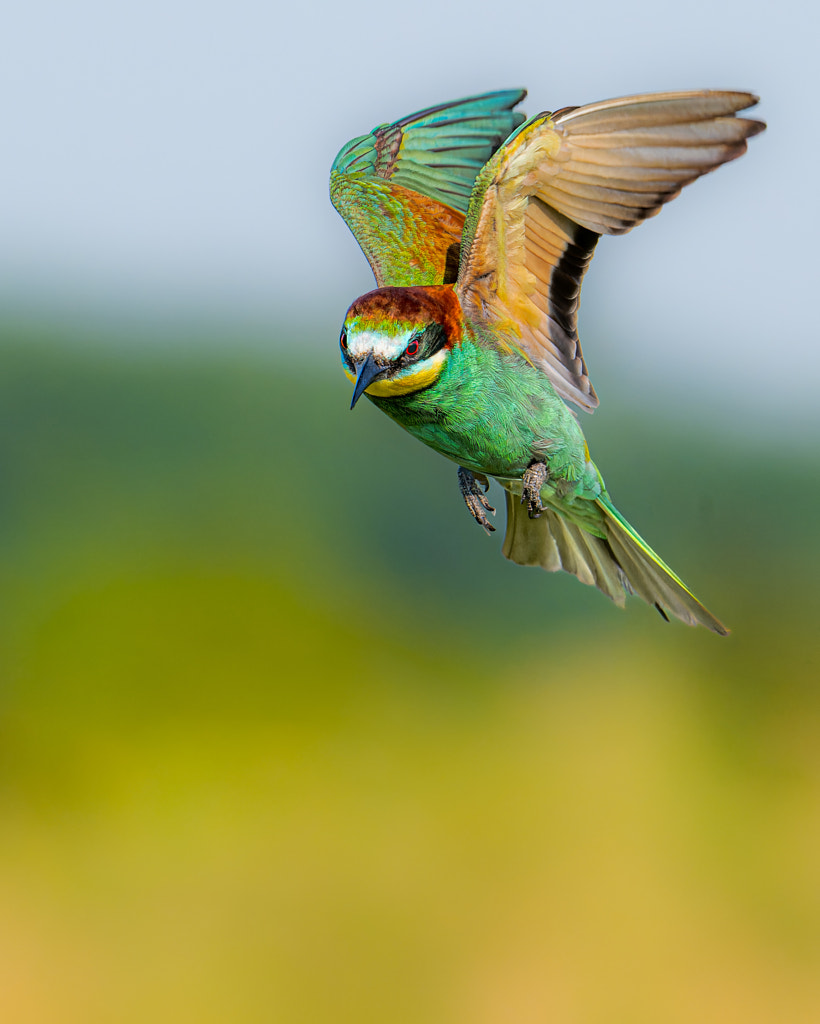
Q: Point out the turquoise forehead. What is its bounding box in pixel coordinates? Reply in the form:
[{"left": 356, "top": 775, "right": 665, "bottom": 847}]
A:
[{"left": 345, "top": 315, "right": 418, "bottom": 336}]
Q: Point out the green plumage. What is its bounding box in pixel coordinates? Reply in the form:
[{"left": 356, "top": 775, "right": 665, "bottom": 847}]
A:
[
  {"left": 371, "top": 334, "right": 592, "bottom": 485},
  {"left": 330, "top": 90, "right": 526, "bottom": 286},
  {"left": 330, "top": 89, "right": 527, "bottom": 213},
  {"left": 370, "top": 327, "right": 727, "bottom": 633}
]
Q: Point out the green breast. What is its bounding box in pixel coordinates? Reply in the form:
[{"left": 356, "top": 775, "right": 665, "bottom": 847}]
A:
[{"left": 368, "top": 337, "right": 589, "bottom": 483}]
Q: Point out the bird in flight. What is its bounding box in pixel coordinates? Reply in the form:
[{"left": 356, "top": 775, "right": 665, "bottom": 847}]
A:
[{"left": 330, "top": 88, "right": 764, "bottom": 633}]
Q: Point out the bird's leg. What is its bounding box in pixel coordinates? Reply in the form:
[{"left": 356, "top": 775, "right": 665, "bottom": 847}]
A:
[
  {"left": 457, "top": 466, "right": 496, "bottom": 535},
  {"left": 521, "top": 460, "right": 549, "bottom": 519}
]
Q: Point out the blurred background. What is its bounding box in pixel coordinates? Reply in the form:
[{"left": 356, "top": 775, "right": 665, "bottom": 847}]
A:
[{"left": 2, "top": 1, "right": 819, "bottom": 1021}]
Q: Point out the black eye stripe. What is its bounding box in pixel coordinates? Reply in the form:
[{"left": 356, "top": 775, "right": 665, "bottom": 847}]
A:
[
  {"left": 339, "top": 329, "right": 355, "bottom": 373},
  {"left": 420, "top": 324, "right": 447, "bottom": 355},
  {"left": 398, "top": 325, "right": 446, "bottom": 366}
]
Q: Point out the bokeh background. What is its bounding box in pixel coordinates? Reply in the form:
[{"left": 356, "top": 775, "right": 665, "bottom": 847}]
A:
[{"left": 2, "top": 2, "right": 819, "bottom": 1021}]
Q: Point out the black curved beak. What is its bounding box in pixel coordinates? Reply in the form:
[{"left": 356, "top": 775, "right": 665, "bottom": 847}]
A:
[{"left": 350, "top": 352, "right": 385, "bottom": 410}]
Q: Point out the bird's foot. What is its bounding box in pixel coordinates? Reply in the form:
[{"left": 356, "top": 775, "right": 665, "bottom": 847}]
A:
[
  {"left": 457, "top": 467, "right": 496, "bottom": 534},
  {"left": 521, "top": 461, "right": 549, "bottom": 519}
]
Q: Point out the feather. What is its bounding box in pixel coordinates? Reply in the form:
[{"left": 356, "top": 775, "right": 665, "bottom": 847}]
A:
[
  {"left": 456, "top": 90, "right": 764, "bottom": 410},
  {"left": 330, "top": 90, "right": 527, "bottom": 287},
  {"left": 500, "top": 488, "right": 727, "bottom": 632}
]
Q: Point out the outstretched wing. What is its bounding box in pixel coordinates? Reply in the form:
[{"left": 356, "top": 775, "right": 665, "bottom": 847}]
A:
[
  {"left": 330, "top": 90, "right": 527, "bottom": 287},
  {"left": 456, "top": 90, "right": 765, "bottom": 412}
]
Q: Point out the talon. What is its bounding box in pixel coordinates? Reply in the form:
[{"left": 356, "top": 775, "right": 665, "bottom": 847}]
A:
[
  {"left": 521, "top": 461, "right": 549, "bottom": 519},
  {"left": 458, "top": 467, "right": 496, "bottom": 535}
]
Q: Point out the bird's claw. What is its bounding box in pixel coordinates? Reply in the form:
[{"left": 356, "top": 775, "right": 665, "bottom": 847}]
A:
[
  {"left": 521, "top": 461, "right": 549, "bottom": 519},
  {"left": 458, "top": 467, "right": 496, "bottom": 534}
]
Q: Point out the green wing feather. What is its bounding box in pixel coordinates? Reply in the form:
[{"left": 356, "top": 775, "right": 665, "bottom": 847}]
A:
[{"left": 330, "top": 90, "right": 526, "bottom": 287}]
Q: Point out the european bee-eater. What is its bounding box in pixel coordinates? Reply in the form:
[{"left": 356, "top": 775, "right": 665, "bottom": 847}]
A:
[{"left": 330, "top": 89, "right": 764, "bottom": 633}]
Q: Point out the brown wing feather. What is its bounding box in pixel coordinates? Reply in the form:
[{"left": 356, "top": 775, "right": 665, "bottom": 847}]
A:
[{"left": 456, "top": 89, "right": 765, "bottom": 410}]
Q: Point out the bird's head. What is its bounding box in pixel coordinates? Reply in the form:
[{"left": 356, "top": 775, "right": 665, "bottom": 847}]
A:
[{"left": 339, "top": 285, "right": 462, "bottom": 409}]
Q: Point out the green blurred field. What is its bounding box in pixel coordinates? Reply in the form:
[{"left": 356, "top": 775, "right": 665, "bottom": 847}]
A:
[{"left": 0, "top": 322, "right": 818, "bottom": 1023}]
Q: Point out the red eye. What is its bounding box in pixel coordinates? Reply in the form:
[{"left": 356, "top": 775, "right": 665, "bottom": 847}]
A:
[
  {"left": 405, "top": 338, "right": 419, "bottom": 357},
  {"left": 340, "top": 330, "right": 348, "bottom": 350}
]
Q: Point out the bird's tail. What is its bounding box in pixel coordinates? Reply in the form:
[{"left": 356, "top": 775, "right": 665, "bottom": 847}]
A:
[{"left": 501, "top": 490, "right": 728, "bottom": 635}]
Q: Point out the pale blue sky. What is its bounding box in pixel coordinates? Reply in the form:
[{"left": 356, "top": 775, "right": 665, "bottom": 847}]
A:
[{"left": 3, "top": 0, "right": 817, "bottom": 414}]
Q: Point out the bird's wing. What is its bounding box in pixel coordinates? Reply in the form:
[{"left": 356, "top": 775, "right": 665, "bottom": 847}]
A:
[
  {"left": 455, "top": 90, "right": 765, "bottom": 412},
  {"left": 330, "top": 90, "right": 527, "bottom": 287}
]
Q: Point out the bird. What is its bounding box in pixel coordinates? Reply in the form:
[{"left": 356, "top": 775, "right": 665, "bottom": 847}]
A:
[{"left": 330, "top": 88, "right": 765, "bottom": 634}]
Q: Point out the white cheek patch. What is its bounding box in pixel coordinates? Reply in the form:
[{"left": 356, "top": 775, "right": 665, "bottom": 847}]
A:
[{"left": 347, "top": 328, "right": 413, "bottom": 362}]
